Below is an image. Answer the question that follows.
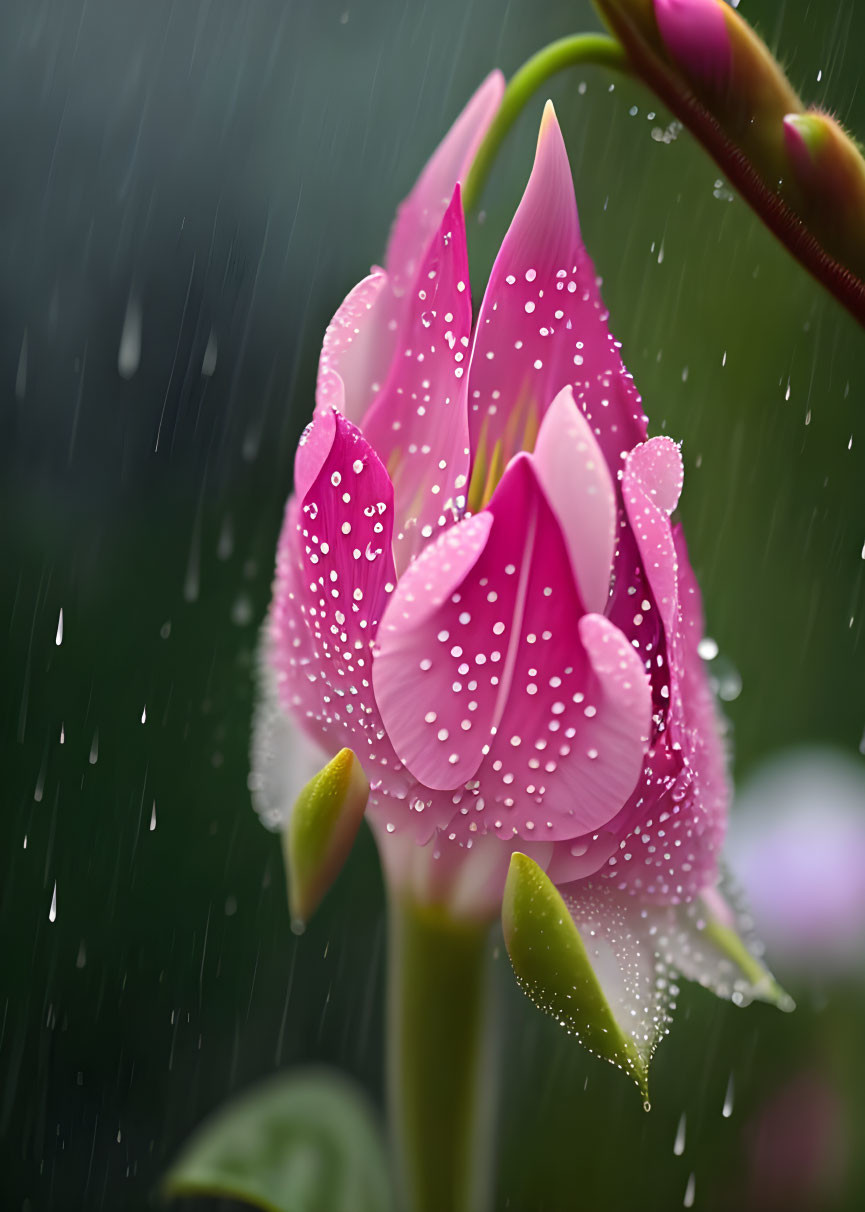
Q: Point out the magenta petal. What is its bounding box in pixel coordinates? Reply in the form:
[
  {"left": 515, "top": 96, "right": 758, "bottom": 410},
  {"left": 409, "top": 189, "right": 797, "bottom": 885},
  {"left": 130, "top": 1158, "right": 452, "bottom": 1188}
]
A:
[
  {"left": 385, "top": 71, "right": 504, "bottom": 295},
  {"left": 467, "top": 103, "right": 647, "bottom": 476},
  {"left": 531, "top": 386, "right": 616, "bottom": 614},
  {"left": 315, "top": 271, "right": 393, "bottom": 426},
  {"left": 362, "top": 189, "right": 473, "bottom": 569},
  {"left": 605, "top": 527, "right": 727, "bottom": 903},
  {"left": 295, "top": 410, "right": 396, "bottom": 679},
  {"left": 621, "top": 437, "right": 684, "bottom": 643}
]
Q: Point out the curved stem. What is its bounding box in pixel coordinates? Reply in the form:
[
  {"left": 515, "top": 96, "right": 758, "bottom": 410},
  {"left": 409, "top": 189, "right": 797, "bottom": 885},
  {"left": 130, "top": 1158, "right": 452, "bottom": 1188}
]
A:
[{"left": 462, "top": 34, "right": 630, "bottom": 214}]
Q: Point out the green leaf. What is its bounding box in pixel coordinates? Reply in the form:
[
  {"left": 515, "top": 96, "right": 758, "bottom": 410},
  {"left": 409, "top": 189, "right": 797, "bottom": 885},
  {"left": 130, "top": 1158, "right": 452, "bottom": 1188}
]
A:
[
  {"left": 163, "top": 1068, "right": 394, "bottom": 1212},
  {"left": 502, "top": 853, "right": 658, "bottom": 1102},
  {"left": 285, "top": 748, "right": 368, "bottom": 929}
]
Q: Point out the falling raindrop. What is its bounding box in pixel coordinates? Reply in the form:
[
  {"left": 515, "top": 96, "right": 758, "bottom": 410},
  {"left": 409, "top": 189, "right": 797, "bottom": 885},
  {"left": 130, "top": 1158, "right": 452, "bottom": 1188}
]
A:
[
  {"left": 118, "top": 291, "right": 142, "bottom": 379},
  {"left": 89, "top": 730, "right": 99, "bottom": 764},
  {"left": 722, "top": 1074, "right": 735, "bottom": 1118},
  {"left": 49, "top": 882, "right": 57, "bottom": 923},
  {"left": 201, "top": 328, "right": 218, "bottom": 377},
  {"left": 55, "top": 609, "right": 63, "bottom": 646},
  {"left": 683, "top": 1173, "right": 696, "bottom": 1207},
  {"left": 76, "top": 941, "right": 87, "bottom": 969},
  {"left": 149, "top": 802, "right": 157, "bottom": 831},
  {"left": 15, "top": 329, "right": 28, "bottom": 399},
  {"left": 231, "top": 593, "right": 253, "bottom": 626},
  {"left": 217, "top": 514, "right": 234, "bottom": 560},
  {"left": 673, "top": 1112, "right": 687, "bottom": 1156},
  {"left": 141, "top": 706, "right": 147, "bottom": 724}
]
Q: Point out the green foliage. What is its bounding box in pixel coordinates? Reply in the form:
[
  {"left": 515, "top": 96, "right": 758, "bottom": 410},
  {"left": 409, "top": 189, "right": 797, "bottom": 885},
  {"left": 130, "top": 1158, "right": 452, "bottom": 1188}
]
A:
[{"left": 163, "top": 1068, "right": 394, "bottom": 1212}]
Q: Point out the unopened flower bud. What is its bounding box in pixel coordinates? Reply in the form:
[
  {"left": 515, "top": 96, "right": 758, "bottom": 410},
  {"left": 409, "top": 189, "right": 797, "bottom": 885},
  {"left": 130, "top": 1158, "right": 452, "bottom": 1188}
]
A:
[{"left": 783, "top": 111, "right": 865, "bottom": 279}]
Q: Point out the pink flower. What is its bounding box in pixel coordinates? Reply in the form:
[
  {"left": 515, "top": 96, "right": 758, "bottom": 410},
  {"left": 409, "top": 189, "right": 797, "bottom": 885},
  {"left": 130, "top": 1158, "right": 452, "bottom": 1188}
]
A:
[{"left": 253, "top": 78, "right": 789, "bottom": 1078}]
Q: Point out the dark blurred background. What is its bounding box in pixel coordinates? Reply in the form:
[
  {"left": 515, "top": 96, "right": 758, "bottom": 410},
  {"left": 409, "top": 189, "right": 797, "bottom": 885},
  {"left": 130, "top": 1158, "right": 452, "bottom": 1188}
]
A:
[{"left": 2, "top": 1, "right": 864, "bottom": 1208}]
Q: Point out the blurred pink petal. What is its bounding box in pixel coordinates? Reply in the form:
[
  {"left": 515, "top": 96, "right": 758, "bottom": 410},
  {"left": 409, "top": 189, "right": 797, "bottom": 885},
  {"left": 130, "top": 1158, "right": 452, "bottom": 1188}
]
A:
[
  {"left": 363, "top": 188, "right": 472, "bottom": 569},
  {"left": 386, "top": 71, "right": 504, "bottom": 295}
]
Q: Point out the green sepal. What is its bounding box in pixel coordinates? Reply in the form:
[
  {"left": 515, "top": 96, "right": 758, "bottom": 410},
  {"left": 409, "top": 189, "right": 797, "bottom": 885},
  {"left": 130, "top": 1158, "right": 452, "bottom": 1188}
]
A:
[
  {"left": 162, "top": 1067, "right": 394, "bottom": 1212},
  {"left": 502, "top": 852, "right": 650, "bottom": 1101},
  {"left": 693, "top": 893, "right": 795, "bottom": 1013},
  {"left": 285, "top": 748, "right": 368, "bottom": 929}
]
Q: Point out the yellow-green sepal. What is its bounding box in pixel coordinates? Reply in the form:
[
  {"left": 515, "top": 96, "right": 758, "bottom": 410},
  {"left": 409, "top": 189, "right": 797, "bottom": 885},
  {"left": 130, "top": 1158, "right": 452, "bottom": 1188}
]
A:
[
  {"left": 502, "top": 853, "right": 651, "bottom": 1102},
  {"left": 285, "top": 748, "right": 368, "bottom": 930}
]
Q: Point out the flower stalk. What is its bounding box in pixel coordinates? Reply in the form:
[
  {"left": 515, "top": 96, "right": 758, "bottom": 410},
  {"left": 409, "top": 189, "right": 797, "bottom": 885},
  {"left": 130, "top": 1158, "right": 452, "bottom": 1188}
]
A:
[
  {"left": 386, "top": 897, "right": 496, "bottom": 1212},
  {"left": 461, "top": 34, "right": 629, "bottom": 214}
]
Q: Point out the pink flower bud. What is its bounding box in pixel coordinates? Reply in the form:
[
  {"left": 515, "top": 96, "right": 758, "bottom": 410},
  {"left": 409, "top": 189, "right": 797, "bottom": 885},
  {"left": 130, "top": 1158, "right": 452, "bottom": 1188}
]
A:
[
  {"left": 783, "top": 111, "right": 865, "bottom": 279},
  {"left": 654, "top": 0, "right": 731, "bottom": 92},
  {"left": 254, "top": 80, "right": 789, "bottom": 1084}
]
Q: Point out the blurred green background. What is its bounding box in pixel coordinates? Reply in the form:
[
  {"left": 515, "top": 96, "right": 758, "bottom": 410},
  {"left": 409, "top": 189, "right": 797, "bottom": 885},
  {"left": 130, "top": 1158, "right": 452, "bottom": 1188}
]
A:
[{"left": 2, "top": 0, "right": 864, "bottom": 1208}]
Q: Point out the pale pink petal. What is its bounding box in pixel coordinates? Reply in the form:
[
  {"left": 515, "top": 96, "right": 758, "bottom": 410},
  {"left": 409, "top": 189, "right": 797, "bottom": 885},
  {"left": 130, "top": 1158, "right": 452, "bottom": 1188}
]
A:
[
  {"left": 545, "top": 830, "right": 621, "bottom": 885},
  {"left": 315, "top": 271, "right": 394, "bottom": 426},
  {"left": 621, "top": 437, "right": 684, "bottom": 643},
  {"left": 531, "top": 386, "right": 616, "bottom": 614},
  {"left": 362, "top": 189, "right": 473, "bottom": 569},
  {"left": 467, "top": 102, "right": 647, "bottom": 477},
  {"left": 385, "top": 71, "right": 505, "bottom": 295},
  {"left": 372, "top": 511, "right": 495, "bottom": 788},
  {"left": 249, "top": 624, "right": 332, "bottom": 831}
]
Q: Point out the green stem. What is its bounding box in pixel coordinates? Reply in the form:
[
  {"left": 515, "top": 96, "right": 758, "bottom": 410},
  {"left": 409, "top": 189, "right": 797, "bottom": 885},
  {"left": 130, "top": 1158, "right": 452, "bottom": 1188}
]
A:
[
  {"left": 462, "top": 34, "right": 630, "bottom": 215},
  {"left": 387, "top": 895, "right": 495, "bottom": 1212}
]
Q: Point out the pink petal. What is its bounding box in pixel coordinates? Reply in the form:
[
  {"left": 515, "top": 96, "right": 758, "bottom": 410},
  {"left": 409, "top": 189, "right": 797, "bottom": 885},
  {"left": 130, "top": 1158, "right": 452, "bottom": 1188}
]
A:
[
  {"left": 374, "top": 454, "right": 651, "bottom": 838},
  {"left": 362, "top": 189, "right": 473, "bottom": 569},
  {"left": 545, "top": 830, "right": 621, "bottom": 885},
  {"left": 654, "top": 0, "right": 733, "bottom": 92},
  {"left": 621, "top": 437, "right": 684, "bottom": 643},
  {"left": 602, "top": 526, "right": 728, "bottom": 902},
  {"left": 372, "top": 511, "right": 495, "bottom": 788},
  {"left": 313, "top": 74, "right": 503, "bottom": 432},
  {"left": 467, "top": 102, "right": 646, "bottom": 479},
  {"left": 295, "top": 411, "right": 397, "bottom": 670},
  {"left": 315, "top": 270, "right": 394, "bottom": 426},
  {"left": 385, "top": 71, "right": 504, "bottom": 295},
  {"left": 531, "top": 386, "right": 616, "bottom": 614}
]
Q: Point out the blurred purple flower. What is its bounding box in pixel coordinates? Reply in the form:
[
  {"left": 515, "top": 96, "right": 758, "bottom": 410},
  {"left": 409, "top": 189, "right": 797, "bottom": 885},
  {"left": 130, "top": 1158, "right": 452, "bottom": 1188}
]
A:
[{"left": 730, "top": 747, "right": 865, "bottom": 976}]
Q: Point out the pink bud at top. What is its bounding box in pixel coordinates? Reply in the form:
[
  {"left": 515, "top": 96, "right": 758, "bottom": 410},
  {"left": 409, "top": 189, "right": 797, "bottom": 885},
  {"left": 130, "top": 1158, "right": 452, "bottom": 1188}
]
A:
[
  {"left": 783, "top": 110, "right": 865, "bottom": 277},
  {"left": 654, "top": 0, "right": 732, "bottom": 92}
]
